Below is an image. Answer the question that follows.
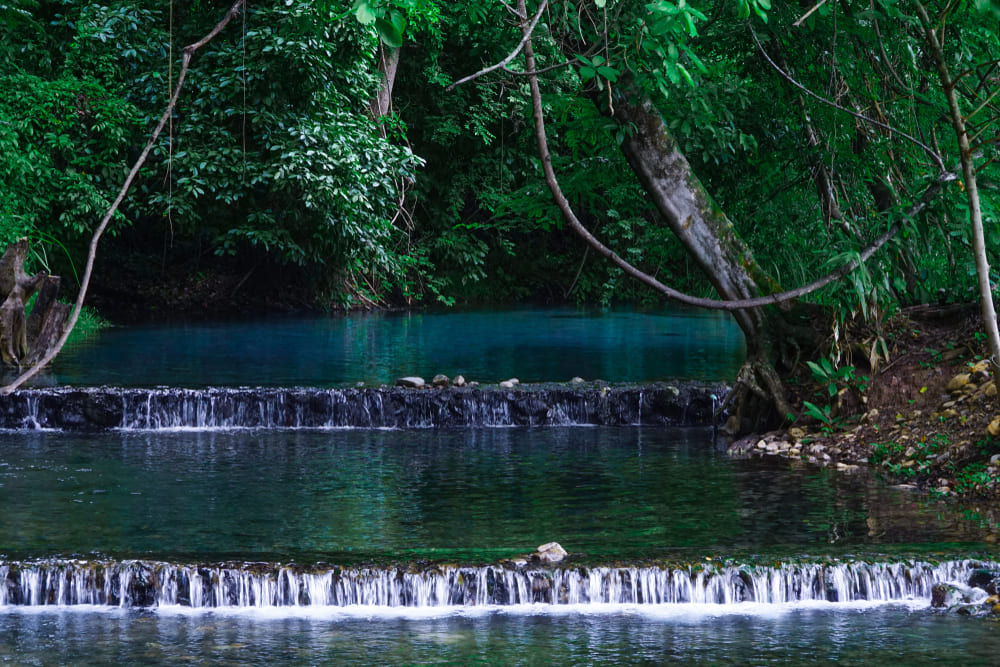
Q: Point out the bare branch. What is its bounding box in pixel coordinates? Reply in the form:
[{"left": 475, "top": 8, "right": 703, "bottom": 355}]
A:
[
  {"left": 793, "top": 0, "right": 832, "bottom": 27},
  {"left": 445, "top": 0, "right": 548, "bottom": 91},
  {"left": 753, "top": 25, "right": 947, "bottom": 173},
  {"left": 0, "top": 0, "right": 246, "bottom": 395},
  {"left": 502, "top": 59, "right": 576, "bottom": 76}
]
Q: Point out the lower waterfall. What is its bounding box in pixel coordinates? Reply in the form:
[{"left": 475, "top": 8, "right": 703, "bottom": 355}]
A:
[{"left": 1, "top": 558, "right": 992, "bottom": 610}]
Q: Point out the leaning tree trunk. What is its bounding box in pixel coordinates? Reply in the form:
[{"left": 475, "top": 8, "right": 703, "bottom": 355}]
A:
[
  {"left": 609, "top": 89, "right": 797, "bottom": 429},
  {"left": 0, "top": 240, "right": 70, "bottom": 373},
  {"left": 516, "top": 2, "right": 798, "bottom": 431}
]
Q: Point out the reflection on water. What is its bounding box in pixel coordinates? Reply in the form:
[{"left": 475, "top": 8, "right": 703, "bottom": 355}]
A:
[
  {"left": 0, "top": 427, "right": 992, "bottom": 562},
  {"left": 2, "top": 603, "right": 999, "bottom": 666},
  {"left": 50, "top": 307, "right": 745, "bottom": 387}
]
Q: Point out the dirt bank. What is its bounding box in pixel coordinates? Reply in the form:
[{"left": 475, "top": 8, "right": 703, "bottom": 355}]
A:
[{"left": 733, "top": 304, "right": 1000, "bottom": 498}]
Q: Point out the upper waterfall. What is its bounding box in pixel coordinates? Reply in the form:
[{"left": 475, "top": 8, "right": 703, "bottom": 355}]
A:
[{"left": 0, "top": 383, "right": 725, "bottom": 431}]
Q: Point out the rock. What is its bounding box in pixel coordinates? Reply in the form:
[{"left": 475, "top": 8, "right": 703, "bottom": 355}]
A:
[
  {"left": 989, "top": 384, "right": 998, "bottom": 398},
  {"left": 940, "top": 409, "right": 959, "bottom": 420},
  {"left": 499, "top": 380, "right": 516, "bottom": 389},
  {"left": 507, "top": 378, "right": 520, "bottom": 385},
  {"left": 395, "top": 376, "right": 425, "bottom": 388},
  {"left": 968, "top": 569, "right": 1000, "bottom": 596},
  {"left": 534, "top": 542, "right": 568, "bottom": 563},
  {"left": 946, "top": 373, "right": 971, "bottom": 393},
  {"left": 569, "top": 377, "right": 585, "bottom": 384},
  {"left": 788, "top": 427, "right": 806, "bottom": 440},
  {"left": 453, "top": 375, "right": 466, "bottom": 387},
  {"left": 432, "top": 374, "right": 450, "bottom": 387},
  {"left": 972, "top": 359, "right": 991, "bottom": 375},
  {"left": 932, "top": 582, "right": 980, "bottom": 608},
  {"left": 989, "top": 417, "right": 1000, "bottom": 438}
]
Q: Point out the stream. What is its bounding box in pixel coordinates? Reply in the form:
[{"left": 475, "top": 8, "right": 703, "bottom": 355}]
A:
[{"left": 1, "top": 307, "right": 998, "bottom": 664}]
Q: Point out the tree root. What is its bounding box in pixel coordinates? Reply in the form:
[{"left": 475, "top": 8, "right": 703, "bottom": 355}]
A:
[{"left": 722, "top": 356, "right": 796, "bottom": 435}]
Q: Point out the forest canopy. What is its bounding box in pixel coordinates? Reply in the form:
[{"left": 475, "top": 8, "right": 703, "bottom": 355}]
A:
[{"left": 0, "top": 0, "right": 997, "bottom": 322}]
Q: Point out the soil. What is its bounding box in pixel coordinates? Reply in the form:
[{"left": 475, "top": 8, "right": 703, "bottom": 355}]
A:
[{"left": 736, "top": 303, "right": 1000, "bottom": 499}]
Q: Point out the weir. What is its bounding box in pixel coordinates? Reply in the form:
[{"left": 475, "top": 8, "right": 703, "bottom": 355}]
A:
[
  {"left": 0, "top": 559, "right": 992, "bottom": 609},
  {"left": 0, "top": 383, "right": 724, "bottom": 431}
]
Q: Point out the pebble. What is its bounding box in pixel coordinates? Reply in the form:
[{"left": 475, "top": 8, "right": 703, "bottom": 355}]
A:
[{"left": 947, "top": 373, "right": 971, "bottom": 392}]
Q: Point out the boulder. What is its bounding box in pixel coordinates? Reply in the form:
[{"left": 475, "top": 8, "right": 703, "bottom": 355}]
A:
[
  {"left": 395, "top": 376, "right": 425, "bottom": 388},
  {"left": 432, "top": 374, "right": 450, "bottom": 387},
  {"left": 534, "top": 542, "right": 568, "bottom": 564},
  {"left": 968, "top": 569, "right": 1000, "bottom": 596},
  {"left": 989, "top": 417, "right": 1000, "bottom": 438},
  {"left": 931, "top": 582, "right": 979, "bottom": 608},
  {"left": 453, "top": 375, "right": 466, "bottom": 387},
  {"left": 569, "top": 377, "right": 585, "bottom": 384}
]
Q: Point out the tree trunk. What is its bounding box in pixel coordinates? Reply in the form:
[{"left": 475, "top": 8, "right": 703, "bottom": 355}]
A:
[
  {"left": 609, "top": 89, "right": 798, "bottom": 428},
  {"left": 0, "top": 240, "right": 70, "bottom": 374},
  {"left": 509, "top": 0, "right": 801, "bottom": 431},
  {"left": 369, "top": 44, "right": 401, "bottom": 126},
  {"left": 916, "top": 3, "right": 1000, "bottom": 404}
]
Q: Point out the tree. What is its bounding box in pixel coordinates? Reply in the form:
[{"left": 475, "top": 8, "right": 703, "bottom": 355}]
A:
[{"left": 442, "top": 0, "right": 996, "bottom": 430}]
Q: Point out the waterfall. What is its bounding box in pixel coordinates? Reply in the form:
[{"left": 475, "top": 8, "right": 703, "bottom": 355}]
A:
[
  {"left": 0, "top": 383, "right": 725, "bottom": 432},
  {"left": 1, "top": 559, "right": 991, "bottom": 609}
]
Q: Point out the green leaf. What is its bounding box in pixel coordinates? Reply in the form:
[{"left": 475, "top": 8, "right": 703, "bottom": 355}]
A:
[
  {"left": 353, "top": 0, "right": 378, "bottom": 25},
  {"left": 596, "top": 66, "right": 619, "bottom": 82},
  {"left": 374, "top": 16, "right": 403, "bottom": 48}
]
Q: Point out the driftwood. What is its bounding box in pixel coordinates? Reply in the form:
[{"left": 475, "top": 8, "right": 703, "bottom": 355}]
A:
[{"left": 0, "top": 240, "right": 70, "bottom": 372}]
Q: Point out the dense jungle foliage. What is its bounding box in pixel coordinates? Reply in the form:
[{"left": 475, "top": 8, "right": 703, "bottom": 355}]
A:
[{"left": 0, "top": 0, "right": 998, "bottom": 323}]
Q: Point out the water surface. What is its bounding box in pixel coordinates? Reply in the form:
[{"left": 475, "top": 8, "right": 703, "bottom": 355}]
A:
[
  {"left": 51, "top": 307, "right": 745, "bottom": 387},
  {"left": 0, "top": 427, "right": 990, "bottom": 563},
  {"left": 2, "top": 603, "right": 999, "bottom": 666}
]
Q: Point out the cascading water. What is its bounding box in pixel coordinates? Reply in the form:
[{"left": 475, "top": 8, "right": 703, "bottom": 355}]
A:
[
  {"left": 0, "top": 383, "right": 725, "bottom": 431},
  {"left": 1, "top": 559, "right": 992, "bottom": 610}
]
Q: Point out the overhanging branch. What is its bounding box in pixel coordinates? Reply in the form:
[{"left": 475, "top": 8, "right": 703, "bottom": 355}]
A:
[{"left": 0, "top": 0, "right": 247, "bottom": 395}]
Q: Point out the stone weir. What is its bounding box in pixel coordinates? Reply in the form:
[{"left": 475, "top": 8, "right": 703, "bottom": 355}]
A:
[
  {"left": 0, "top": 382, "right": 726, "bottom": 432},
  {"left": 1, "top": 558, "right": 994, "bottom": 609}
]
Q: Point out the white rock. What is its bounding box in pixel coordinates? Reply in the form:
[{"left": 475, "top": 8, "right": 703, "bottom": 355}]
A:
[
  {"left": 396, "top": 376, "right": 425, "bottom": 388},
  {"left": 535, "top": 542, "right": 568, "bottom": 563}
]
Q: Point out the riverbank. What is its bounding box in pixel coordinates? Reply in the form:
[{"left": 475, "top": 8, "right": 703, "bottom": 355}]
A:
[{"left": 735, "top": 304, "right": 1000, "bottom": 500}]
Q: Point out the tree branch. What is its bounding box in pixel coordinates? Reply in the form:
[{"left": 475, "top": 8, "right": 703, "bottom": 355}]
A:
[
  {"left": 752, "top": 24, "right": 947, "bottom": 173},
  {"left": 0, "top": 0, "right": 246, "bottom": 395},
  {"left": 445, "top": 0, "right": 548, "bottom": 91},
  {"left": 518, "top": 3, "right": 954, "bottom": 312}
]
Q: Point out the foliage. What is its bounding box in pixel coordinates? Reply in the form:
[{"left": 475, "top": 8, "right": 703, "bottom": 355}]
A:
[
  {"left": 1, "top": 0, "right": 427, "bottom": 307},
  {"left": 2, "top": 0, "right": 999, "bottom": 318}
]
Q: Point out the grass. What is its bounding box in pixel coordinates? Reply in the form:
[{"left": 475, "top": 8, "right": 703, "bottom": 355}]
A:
[{"left": 65, "top": 305, "right": 109, "bottom": 347}]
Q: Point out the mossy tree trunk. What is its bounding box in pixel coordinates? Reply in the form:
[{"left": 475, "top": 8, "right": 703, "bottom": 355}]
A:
[
  {"left": 610, "top": 91, "right": 799, "bottom": 429},
  {"left": 516, "top": 4, "right": 800, "bottom": 431}
]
